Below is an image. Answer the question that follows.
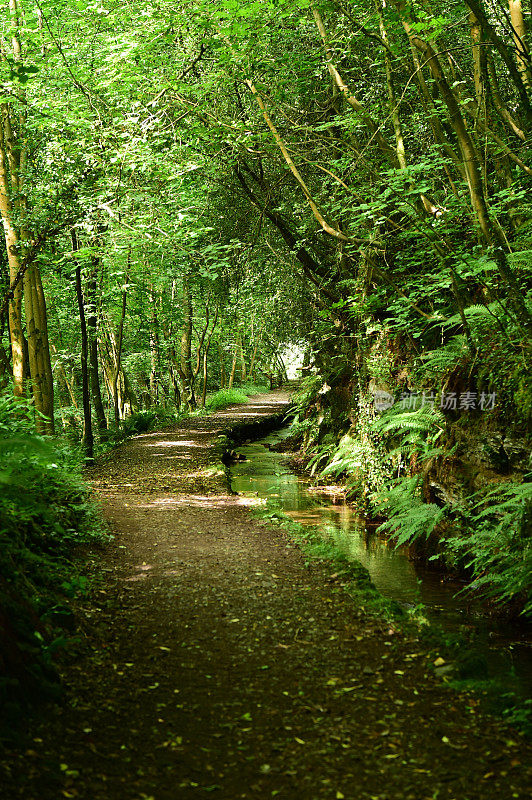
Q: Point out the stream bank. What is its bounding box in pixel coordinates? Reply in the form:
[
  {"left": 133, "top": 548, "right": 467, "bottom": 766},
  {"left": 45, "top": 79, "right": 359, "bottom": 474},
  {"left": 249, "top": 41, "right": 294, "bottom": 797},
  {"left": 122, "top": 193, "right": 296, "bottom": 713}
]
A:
[
  {"left": 229, "top": 428, "right": 532, "bottom": 708},
  {"left": 1, "top": 391, "right": 531, "bottom": 800}
]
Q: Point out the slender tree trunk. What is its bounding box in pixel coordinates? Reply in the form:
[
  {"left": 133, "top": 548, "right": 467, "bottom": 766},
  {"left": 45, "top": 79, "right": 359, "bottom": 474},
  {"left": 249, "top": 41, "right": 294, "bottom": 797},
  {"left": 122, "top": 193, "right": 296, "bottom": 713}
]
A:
[
  {"left": 149, "top": 282, "right": 160, "bottom": 405},
  {"left": 396, "top": 1, "right": 532, "bottom": 331},
  {"left": 508, "top": 0, "right": 531, "bottom": 90},
  {"left": 248, "top": 324, "right": 264, "bottom": 381},
  {"left": 167, "top": 345, "right": 182, "bottom": 409},
  {"left": 51, "top": 344, "right": 78, "bottom": 409},
  {"left": 23, "top": 264, "right": 45, "bottom": 428},
  {"left": 463, "top": 0, "right": 532, "bottom": 118},
  {"left": 73, "top": 233, "right": 93, "bottom": 460},
  {"left": 21, "top": 260, "right": 54, "bottom": 433},
  {"left": 376, "top": 0, "right": 407, "bottom": 168},
  {"left": 86, "top": 267, "right": 107, "bottom": 436},
  {"left": 30, "top": 264, "right": 54, "bottom": 430},
  {"left": 239, "top": 332, "right": 247, "bottom": 383},
  {"left": 0, "top": 109, "right": 25, "bottom": 397},
  {"left": 469, "top": 11, "right": 484, "bottom": 108},
  {"left": 228, "top": 338, "right": 239, "bottom": 388},
  {"left": 179, "top": 275, "right": 196, "bottom": 409},
  {"left": 122, "top": 368, "right": 138, "bottom": 416},
  {"left": 0, "top": 2, "right": 53, "bottom": 428},
  {"left": 200, "top": 307, "right": 218, "bottom": 407},
  {"left": 219, "top": 340, "right": 226, "bottom": 388},
  {"left": 169, "top": 362, "right": 182, "bottom": 408},
  {"left": 111, "top": 260, "right": 129, "bottom": 425},
  {"left": 192, "top": 301, "right": 211, "bottom": 392}
]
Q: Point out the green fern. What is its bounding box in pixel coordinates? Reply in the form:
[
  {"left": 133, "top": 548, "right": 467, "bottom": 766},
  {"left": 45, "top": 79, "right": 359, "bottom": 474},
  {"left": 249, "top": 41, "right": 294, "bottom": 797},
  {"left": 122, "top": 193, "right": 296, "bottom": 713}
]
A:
[
  {"left": 418, "top": 335, "right": 470, "bottom": 378},
  {"left": 320, "top": 435, "right": 365, "bottom": 479},
  {"left": 371, "top": 405, "right": 445, "bottom": 461},
  {"left": 440, "top": 303, "right": 500, "bottom": 330},
  {"left": 307, "top": 442, "right": 336, "bottom": 476},
  {"left": 444, "top": 482, "right": 532, "bottom": 615},
  {"left": 372, "top": 476, "right": 445, "bottom": 547}
]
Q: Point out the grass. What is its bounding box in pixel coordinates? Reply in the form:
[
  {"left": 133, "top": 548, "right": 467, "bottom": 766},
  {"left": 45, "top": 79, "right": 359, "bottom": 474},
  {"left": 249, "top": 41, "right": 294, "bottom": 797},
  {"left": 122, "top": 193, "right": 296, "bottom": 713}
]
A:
[{"left": 205, "top": 383, "right": 269, "bottom": 412}]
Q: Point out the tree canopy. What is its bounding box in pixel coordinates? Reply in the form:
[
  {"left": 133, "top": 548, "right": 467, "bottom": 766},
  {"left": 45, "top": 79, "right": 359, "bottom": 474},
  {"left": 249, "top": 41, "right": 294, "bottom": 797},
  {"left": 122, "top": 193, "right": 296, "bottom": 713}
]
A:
[{"left": 0, "top": 0, "right": 531, "bottom": 608}]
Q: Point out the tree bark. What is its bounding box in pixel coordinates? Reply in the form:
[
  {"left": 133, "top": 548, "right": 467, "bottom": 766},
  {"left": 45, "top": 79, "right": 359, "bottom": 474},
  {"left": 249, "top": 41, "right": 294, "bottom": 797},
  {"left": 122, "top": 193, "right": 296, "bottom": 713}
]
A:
[
  {"left": 73, "top": 232, "right": 93, "bottom": 460},
  {"left": 111, "top": 256, "right": 129, "bottom": 425},
  {"left": 86, "top": 264, "right": 108, "bottom": 436},
  {"left": 0, "top": 107, "right": 25, "bottom": 398},
  {"left": 149, "top": 281, "right": 160, "bottom": 405},
  {"left": 179, "top": 275, "right": 196, "bottom": 409},
  {"left": 219, "top": 340, "right": 226, "bottom": 389},
  {"left": 508, "top": 0, "right": 531, "bottom": 90},
  {"left": 201, "top": 307, "right": 218, "bottom": 407}
]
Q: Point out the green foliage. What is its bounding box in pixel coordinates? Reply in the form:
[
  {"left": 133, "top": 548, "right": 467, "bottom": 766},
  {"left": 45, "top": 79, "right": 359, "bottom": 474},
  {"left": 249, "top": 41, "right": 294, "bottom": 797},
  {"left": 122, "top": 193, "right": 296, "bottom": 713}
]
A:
[
  {"left": 239, "top": 382, "right": 269, "bottom": 395},
  {"left": 288, "top": 375, "right": 327, "bottom": 447},
  {"left": 371, "top": 404, "right": 446, "bottom": 460},
  {"left": 319, "top": 429, "right": 391, "bottom": 497},
  {"left": 417, "top": 335, "right": 471, "bottom": 381},
  {"left": 0, "top": 393, "right": 107, "bottom": 719},
  {"left": 501, "top": 697, "right": 532, "bottom": 738},
  {"left": 204, "top": 382, "right": 269, "bottom": 412},
  {"left": 441, "top": 482, "right": 532, "bottom": 615},
  {"left": 206, "top": 388, "right": 250, "bottom": 411},
  {"left": 122, "top": 410, "right": 156, "bottom": 436},
  {"left": 371, "top": 473, "right": 532, "bottom": 615},
  {"left": 372, "top": 477, "right": 446, "bottom": 547}
]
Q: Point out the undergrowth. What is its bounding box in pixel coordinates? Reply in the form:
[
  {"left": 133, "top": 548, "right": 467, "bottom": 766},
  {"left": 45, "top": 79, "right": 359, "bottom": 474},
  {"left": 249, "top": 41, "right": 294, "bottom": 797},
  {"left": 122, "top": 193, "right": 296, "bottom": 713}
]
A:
[
  {"left": 292, "top": 390, "right": 532, "bottom": 617},
  {"left": 205, "top": 383, "right": 268, "bottom": 412},
  {"left": 0, "top": 392, "right": 108, "bottom": 734}
]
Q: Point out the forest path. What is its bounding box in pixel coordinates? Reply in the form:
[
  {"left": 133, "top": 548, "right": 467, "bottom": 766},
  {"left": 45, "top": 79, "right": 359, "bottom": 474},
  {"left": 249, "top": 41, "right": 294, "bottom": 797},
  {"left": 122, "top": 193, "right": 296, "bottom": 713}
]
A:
[{"left": 4, "top": 391, "right": 532, "bottom": 800}]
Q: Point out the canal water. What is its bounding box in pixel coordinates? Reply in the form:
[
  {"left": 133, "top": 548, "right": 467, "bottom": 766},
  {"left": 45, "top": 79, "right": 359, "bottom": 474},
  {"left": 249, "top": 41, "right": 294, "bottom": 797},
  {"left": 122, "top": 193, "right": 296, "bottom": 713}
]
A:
[{"left": 230, "top": 428, "right": 532, "bottom": 698}]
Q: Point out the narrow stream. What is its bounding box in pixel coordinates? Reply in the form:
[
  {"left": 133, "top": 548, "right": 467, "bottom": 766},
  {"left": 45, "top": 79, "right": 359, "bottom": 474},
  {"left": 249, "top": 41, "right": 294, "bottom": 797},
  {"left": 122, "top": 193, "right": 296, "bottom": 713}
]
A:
[{"left": 230, "top": 428, "right": 532, "bottom": 699}]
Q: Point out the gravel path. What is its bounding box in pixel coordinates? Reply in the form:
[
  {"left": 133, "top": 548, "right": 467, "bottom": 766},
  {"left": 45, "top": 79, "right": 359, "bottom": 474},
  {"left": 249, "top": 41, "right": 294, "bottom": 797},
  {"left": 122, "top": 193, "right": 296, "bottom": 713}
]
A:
[{"left": 2, "top": 391, "right": 531, "bottom": 800}]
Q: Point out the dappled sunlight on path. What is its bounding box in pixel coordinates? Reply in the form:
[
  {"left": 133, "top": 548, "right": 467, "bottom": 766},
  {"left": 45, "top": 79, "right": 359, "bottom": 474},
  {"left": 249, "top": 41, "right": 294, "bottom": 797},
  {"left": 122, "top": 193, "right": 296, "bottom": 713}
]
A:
[{"left": 4, "top": 390, "right": 531, "bottom": 800}]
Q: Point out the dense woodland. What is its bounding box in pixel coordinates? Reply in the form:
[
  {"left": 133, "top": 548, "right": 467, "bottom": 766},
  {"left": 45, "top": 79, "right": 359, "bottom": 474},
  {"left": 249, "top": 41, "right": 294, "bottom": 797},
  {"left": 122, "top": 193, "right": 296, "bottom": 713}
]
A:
[{"left": 1, "top": 0, "right": 532, "bottom": 718}]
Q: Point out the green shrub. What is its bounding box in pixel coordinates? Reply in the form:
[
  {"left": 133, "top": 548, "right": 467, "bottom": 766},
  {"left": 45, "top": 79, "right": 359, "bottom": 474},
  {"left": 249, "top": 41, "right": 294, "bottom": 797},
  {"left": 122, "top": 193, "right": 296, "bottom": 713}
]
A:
[
  {"left": 371, "top": 476, "right": 446, "bottom": 547},
  {"left": 206, "top": 388, "right": 250, "bottom": 411},
  {"left": 442, "top": 481, "right": 532, "bottom": 615},
  {"left": 239, "top": 381, "right": 269, "bottom": 395},
  {"left": 122, "top": 410, "right": 156, "bottom": 436},
  {"left": 0, "top": 392, "right": 107, "bottom": 722},
  {"left": 370, "top": 474, "right": 532, "bottom": 616}
]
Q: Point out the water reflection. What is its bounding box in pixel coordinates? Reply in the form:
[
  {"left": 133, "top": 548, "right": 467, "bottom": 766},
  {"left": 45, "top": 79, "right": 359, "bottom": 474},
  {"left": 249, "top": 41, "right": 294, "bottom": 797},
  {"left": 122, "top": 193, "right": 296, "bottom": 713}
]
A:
[
  {"left": 230, "top": 429, "right": 532, "bottom": 695},
  {"left": 231, "top": 431, "right": 425, "bottom": 605}
]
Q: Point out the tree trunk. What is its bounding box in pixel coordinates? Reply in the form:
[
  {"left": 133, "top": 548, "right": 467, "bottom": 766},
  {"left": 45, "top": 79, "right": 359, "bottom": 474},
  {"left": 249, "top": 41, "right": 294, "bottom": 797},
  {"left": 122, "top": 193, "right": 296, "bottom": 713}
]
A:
[
  {"left": 0, "top": 107, "right": 25, "bottom": 398},
  {"left": 179, "top": 275, "right": 196, "bottom": 409},
  {"left": 395, "top": 1, "right": 532, "bottom": 331},
  {"left": 30, "top": 263, "right": 54, "bottom": 430},
  {"left": 201, "top": 307, "right": 218, "bottom": 407},
  {"left": 375, "top": 0, "right": 407, "bottom": 168},
  {"left": 508, "top": 0, "right": 531, "bottom": 91},
  {"left": 239, "top": 332, "right": 247, "bottom": 383},
  {"left": 51, "top": 344, "right": 78, "bottom": 409},
  {"left": 86, "top": 267, "right": 107, "bottom": 436},
  {"left": 248, "top": 325, "right": 264, "bottom": 381},
  {"left": 111, "top": 262, "right": 129, "bottom": 425},
  {"left": 73, "top": 234, "right": 93, "bottom": 460},
  {"left": 219, "top": 340, "right": 226, "bottom": 388},
  {"left": 228, "top": 339, "right": 238, "bottom": 388},
  {"left": 149, "top": 282, "right": 160, "bottom": 405}
]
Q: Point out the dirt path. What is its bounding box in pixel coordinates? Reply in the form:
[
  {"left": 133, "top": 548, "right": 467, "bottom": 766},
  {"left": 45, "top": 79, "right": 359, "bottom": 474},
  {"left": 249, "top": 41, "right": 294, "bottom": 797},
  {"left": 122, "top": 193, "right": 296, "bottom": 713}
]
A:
[{"left": 2, "top": 392, "right": 531, "bottom": 799}]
